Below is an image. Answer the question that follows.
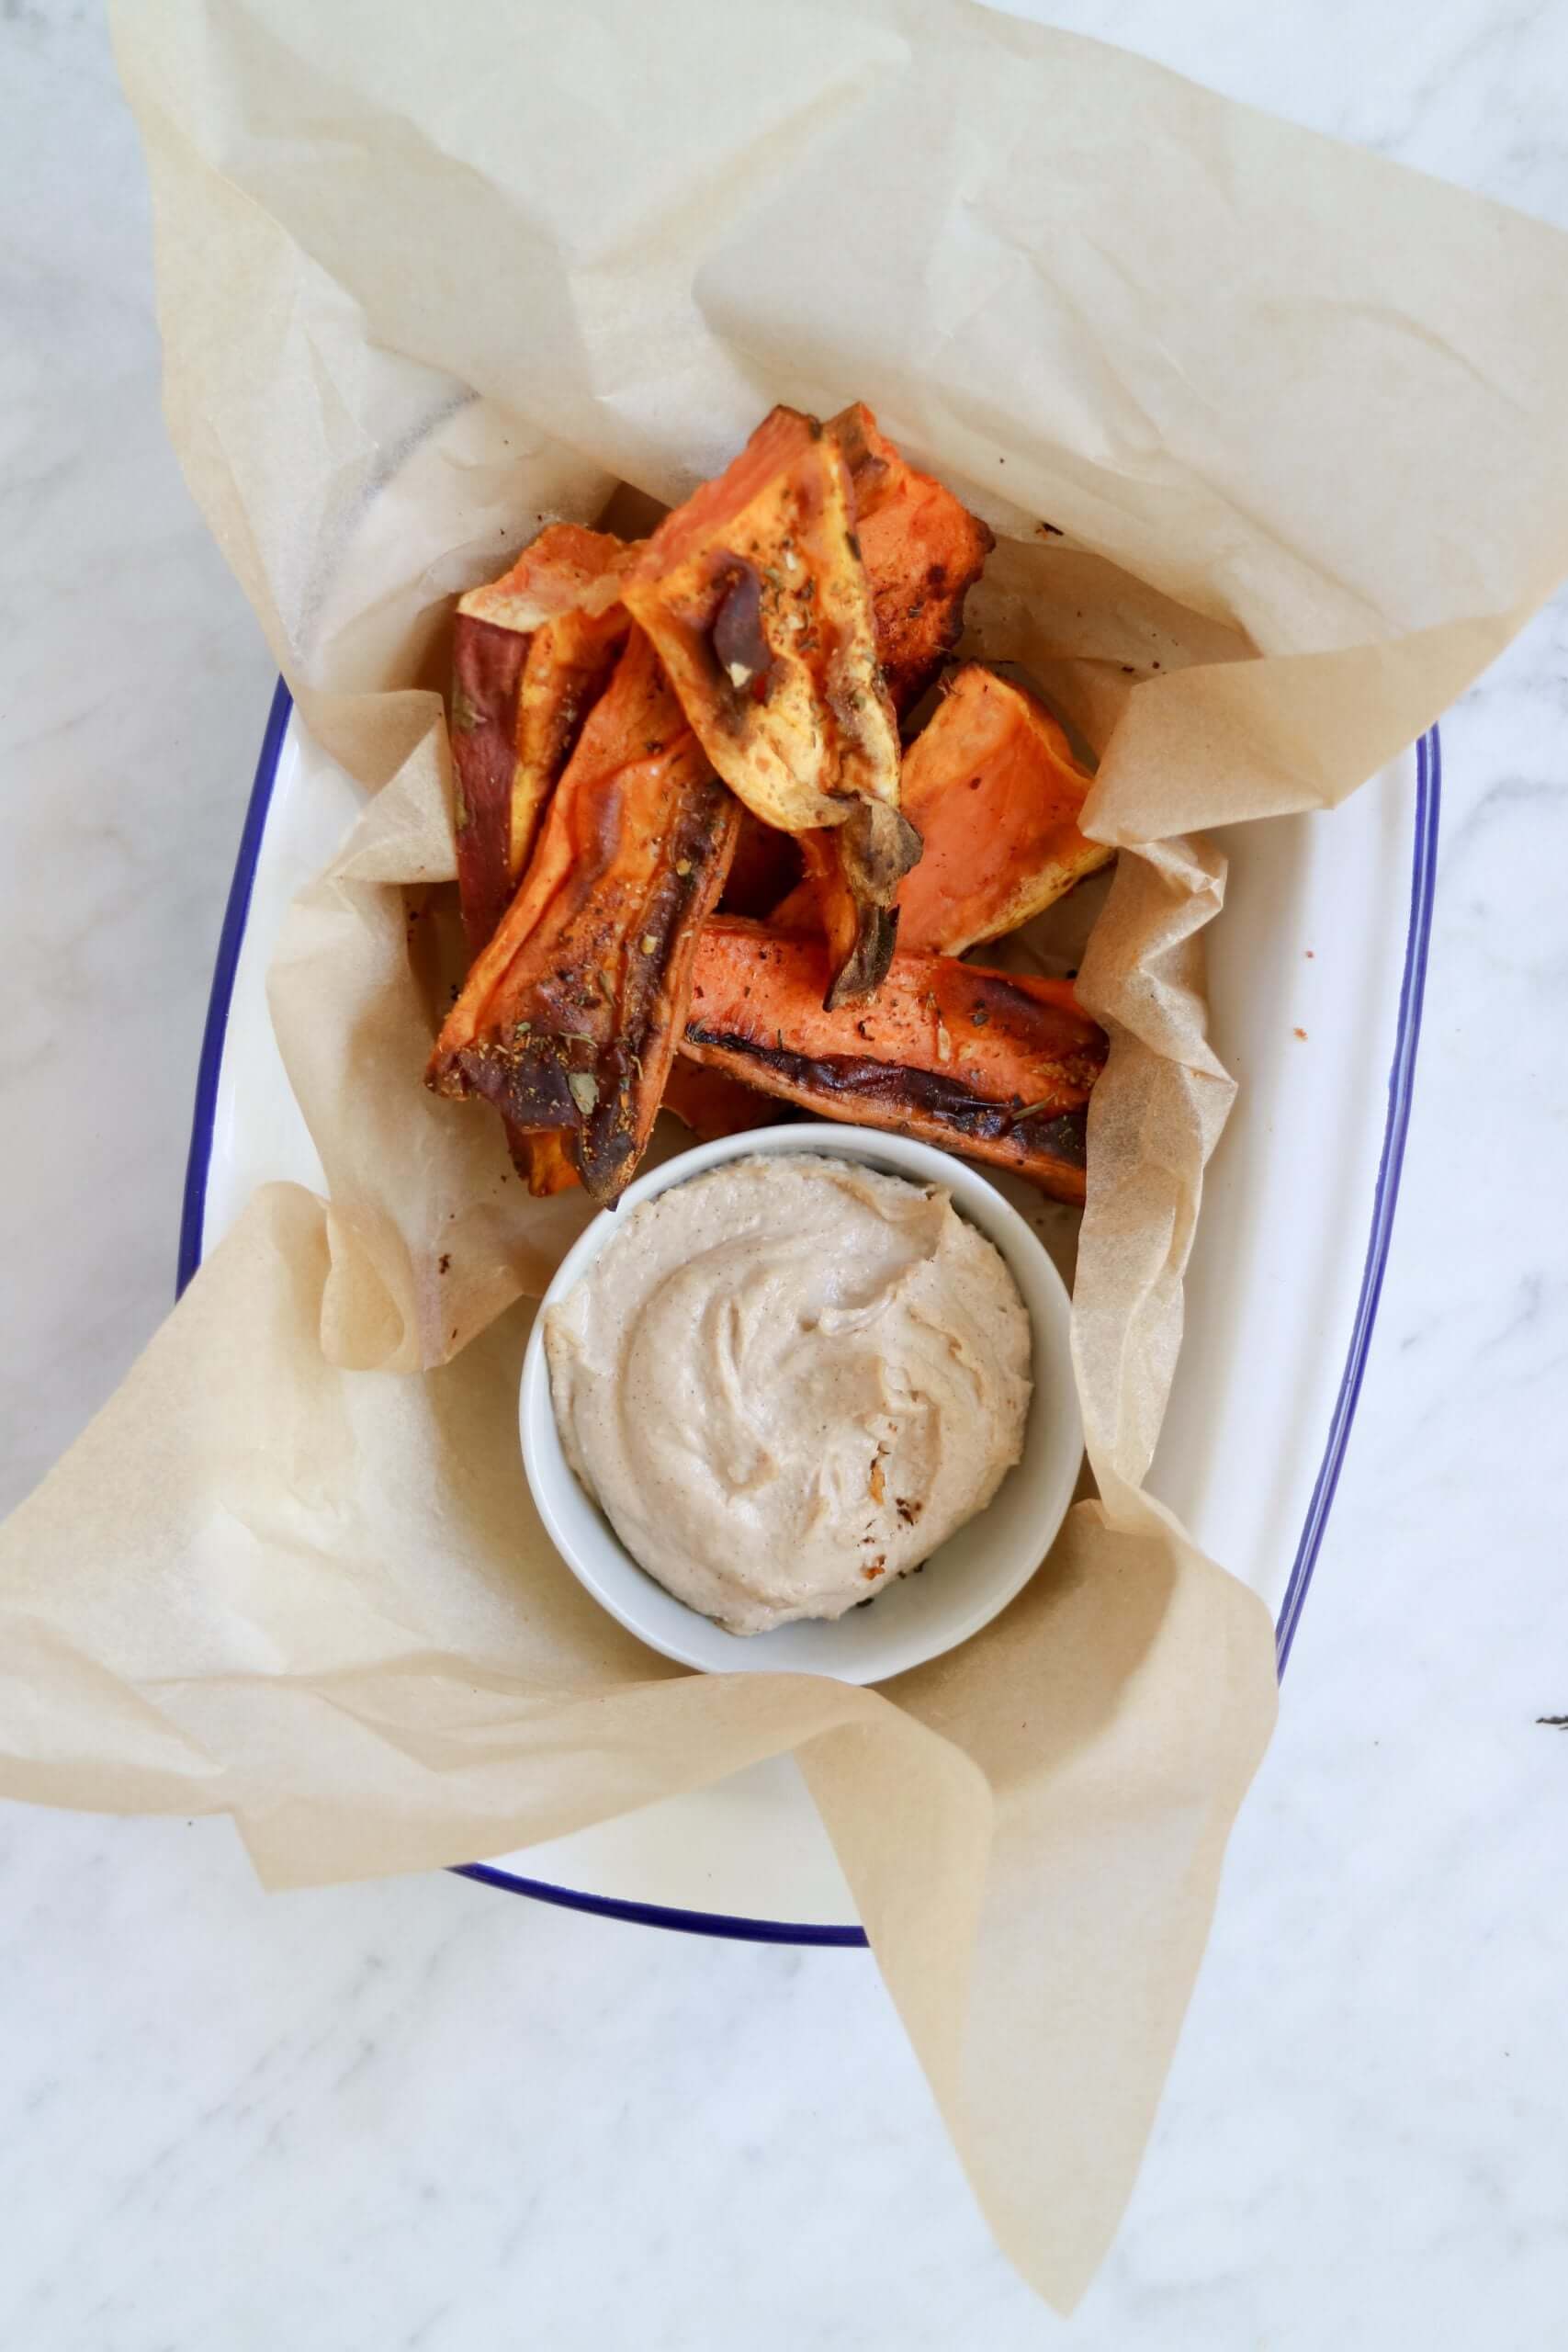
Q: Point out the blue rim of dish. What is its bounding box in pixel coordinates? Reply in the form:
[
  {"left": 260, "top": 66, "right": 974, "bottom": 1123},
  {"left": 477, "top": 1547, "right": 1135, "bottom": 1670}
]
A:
[{"left": 179, "top": 684, "right": 1440, "bottom": 1947}]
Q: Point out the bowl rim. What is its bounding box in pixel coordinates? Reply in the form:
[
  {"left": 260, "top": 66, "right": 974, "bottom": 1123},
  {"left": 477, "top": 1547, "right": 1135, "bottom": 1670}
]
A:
[{"left": 518, "top": 1119, "right": 1083, "bottom": 1684}]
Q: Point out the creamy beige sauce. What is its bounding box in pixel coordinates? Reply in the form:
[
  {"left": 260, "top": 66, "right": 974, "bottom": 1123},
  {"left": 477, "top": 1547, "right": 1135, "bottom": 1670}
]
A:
[{"left": 544, "top": 1155, "right": 1032, "bottom": 1634}]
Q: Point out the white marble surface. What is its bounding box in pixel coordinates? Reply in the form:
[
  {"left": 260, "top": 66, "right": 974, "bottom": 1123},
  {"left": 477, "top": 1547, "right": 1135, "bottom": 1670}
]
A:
[{"left": 3, "top": 3, "right": 1567, "bottom": 2344}]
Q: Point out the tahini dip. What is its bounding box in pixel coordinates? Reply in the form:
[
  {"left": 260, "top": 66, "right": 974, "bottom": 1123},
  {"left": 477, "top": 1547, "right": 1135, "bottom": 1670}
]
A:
[{"left": 543, "top": 1154, "right": 1032, "bottom": 1634}]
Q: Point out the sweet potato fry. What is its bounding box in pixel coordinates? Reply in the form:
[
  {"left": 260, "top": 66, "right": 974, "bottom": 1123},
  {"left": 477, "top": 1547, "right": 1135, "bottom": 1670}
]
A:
[
  {"left": 428, "top": 629, "right": 739, "bottom": 1205},
  {"left": 773, "top": 664, "right": 1112, "bottom": 958},
  {"left": 450, "top": 524, "right": 632, "bottom": 1191},
  {"left": 451, "top": 524, "right": 631, "bottom": 952},
  {"left": 691, "top": 401, "right": 993, "bottom": 1000},
  {"left": 518, "top": 1129, "right": 580, "bottom": 1196},
  {"left": 620, "top": 406, "right": 918, "bottom": 1003},
  {"left": 682, "top": 919, "right": 1106, "bottom": 1202},
  {"left": 827, "top": 402, "right": 994, "bottom": 714},
  {"left": 895, "top": 666, "right": 1111, "bottom": 950}
]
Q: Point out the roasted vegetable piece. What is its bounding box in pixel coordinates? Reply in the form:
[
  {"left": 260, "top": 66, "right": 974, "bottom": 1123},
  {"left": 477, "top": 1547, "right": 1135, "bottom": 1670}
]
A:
[
  {"left": 619, "top": 405, "right": 918, "bottom": 1004},
  {"left": 449, "top": 606, "right": 553, "bottom": 1188},
  {"left": 773, "top": 664, "right": 1112, "bottom": 957},
  {"left": 428, "top": 629, "right": 739, "bottom": 1205},
  {"left": 893, "top": 666, "right": 1111, "bottom": 950},
  {"left": 518, "top": 1129, "right": 580, "bottom": 1197},
  {"left": 827, "top": 402, "right": 995, "bottom": 714},
  {"left": 681, "top": 919, "right": 1106, "bottom": 1203},
  {"left": 451, "top": 523, "right": 631, "bottom": 954},
  {"left": 450, "top": 523, "right": 632, "bottom": 1193},
  {"left": 699, "top": 400, "right": 993, "bottom": 1001}
]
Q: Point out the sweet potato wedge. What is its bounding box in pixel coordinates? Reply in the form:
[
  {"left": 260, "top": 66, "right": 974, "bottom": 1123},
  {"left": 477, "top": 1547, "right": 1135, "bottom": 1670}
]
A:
[
  {"left": 518, "top": 1129, "right": 580, "bottom": 1197},
  {"left": 827, "top": 402, "right": 994, "bottom": 714},
  {"left": 773, "top": 664, "right": 1112, "bottom": 958},
  {"left": 699, "top": 400, "right": 993, "bottom": 1000},
  {"left": 682, "top": 919, "right": 1106, "bottom": 1202},
  {"left": 428, "top": 628, "right": 738, "bottom": 1205},
  {"left": 450, "top": 524, "right": 633, "bottom": 1191},
  {"left": 619, "top": 406, "right": 918, "bottom": 1003}
]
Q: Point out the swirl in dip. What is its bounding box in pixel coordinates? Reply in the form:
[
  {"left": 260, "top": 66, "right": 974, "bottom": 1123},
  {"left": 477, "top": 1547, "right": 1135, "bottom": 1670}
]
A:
[{"left": 543, "top": 1153, "right": 1032, "bottom": 1634}]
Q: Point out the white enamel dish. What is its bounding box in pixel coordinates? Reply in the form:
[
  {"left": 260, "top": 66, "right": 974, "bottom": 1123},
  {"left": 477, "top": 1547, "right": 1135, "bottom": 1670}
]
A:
[{"left": 181, "top": 684, "right": 1438, "bottom": 1943}]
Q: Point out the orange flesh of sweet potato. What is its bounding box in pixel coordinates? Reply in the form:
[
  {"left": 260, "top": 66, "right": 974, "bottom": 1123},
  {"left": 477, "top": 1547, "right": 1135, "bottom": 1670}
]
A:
[
  {"left": 620, "top": 406, "right": 917, "bottom": 1002},
  {"left": 827, "top": 402, "right": 994, "bottom": 715},
  {"left": 450, "top": 612, "right": 562, "bottom": 1189},
  {"left": 773, "top": 665, "right": 1112, "bottom": 957},
  {"left": 428, "top": 628, "right": 738, "bottom": 1204},
  {"left": 682, "top": 918, "right": 1106, "bottom": 1202}
]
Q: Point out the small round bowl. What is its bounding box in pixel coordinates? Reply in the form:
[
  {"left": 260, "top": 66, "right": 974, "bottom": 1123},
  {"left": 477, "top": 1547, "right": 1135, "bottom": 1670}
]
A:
[{"left": 519, "top": 1124, "right": 1082, "bottom": 1684}]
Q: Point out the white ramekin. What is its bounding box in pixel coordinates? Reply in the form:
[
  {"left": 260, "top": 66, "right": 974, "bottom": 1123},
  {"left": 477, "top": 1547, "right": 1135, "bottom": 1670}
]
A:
[{"left": 519, "top": 1122, "right": 1082, "bottom": 1684}]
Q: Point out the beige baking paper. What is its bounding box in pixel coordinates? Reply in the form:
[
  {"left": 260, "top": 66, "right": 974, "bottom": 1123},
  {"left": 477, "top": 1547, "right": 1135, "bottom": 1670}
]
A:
[{"left": 6, "top": 0, "right": 1568, "bottom": 2311}]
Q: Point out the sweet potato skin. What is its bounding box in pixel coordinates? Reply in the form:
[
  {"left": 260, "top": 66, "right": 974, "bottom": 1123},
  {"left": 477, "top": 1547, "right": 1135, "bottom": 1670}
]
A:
[
  {"left": 682, "top": 919, "right": 1105, "bottom": 1201},
  {"left": 429, "top": 630, "right": 739, "bottom": 1204},
  {"left": 450, "top": 615, "right": 533, "bottom": 957}
]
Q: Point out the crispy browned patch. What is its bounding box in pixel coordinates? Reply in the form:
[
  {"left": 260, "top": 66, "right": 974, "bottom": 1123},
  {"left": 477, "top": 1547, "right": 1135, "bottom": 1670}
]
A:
[{"left": 823, "top": 798, "right": 923, "bottom": 1008}]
